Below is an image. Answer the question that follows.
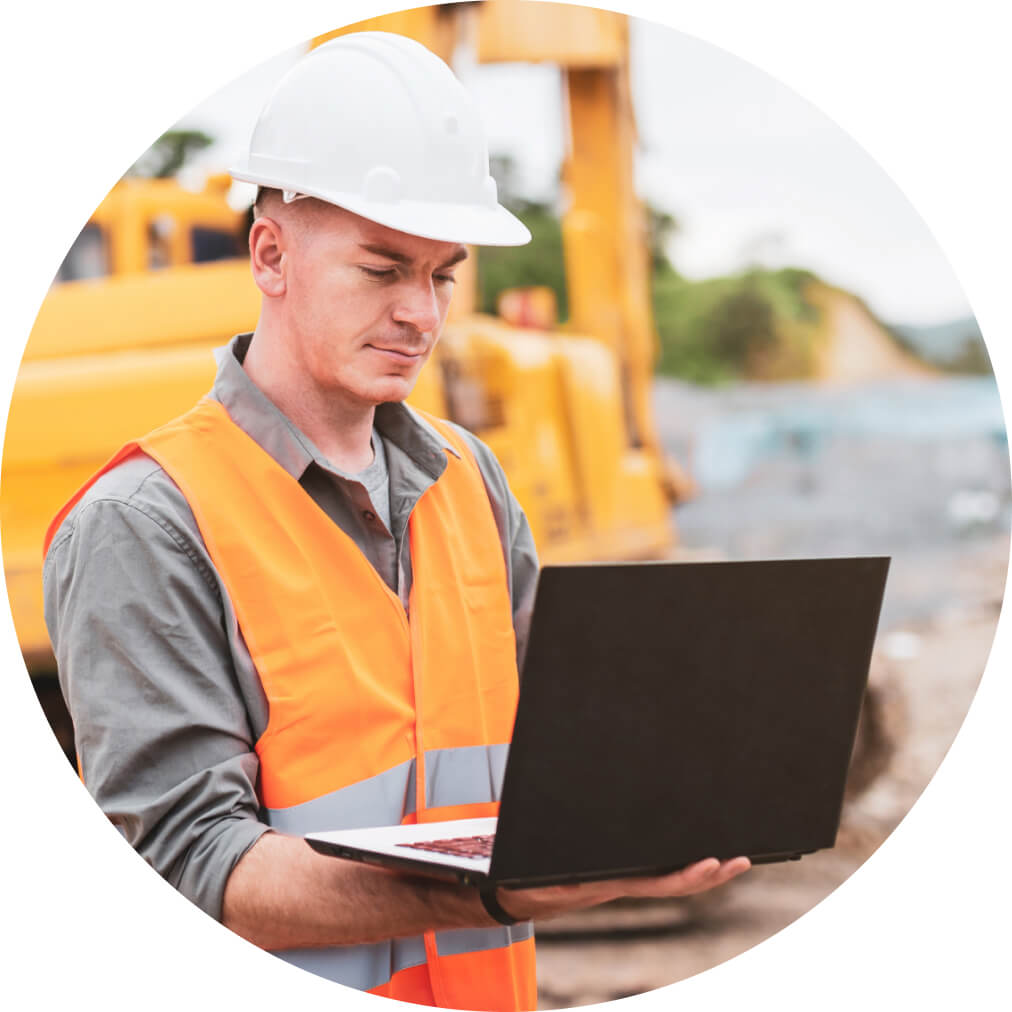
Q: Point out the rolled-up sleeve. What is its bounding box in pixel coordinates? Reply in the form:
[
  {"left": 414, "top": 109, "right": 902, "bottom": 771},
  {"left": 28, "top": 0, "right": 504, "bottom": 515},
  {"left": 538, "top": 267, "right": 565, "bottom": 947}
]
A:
[{"left": 43, "top": 491, "right": 270, "bottom": 919}]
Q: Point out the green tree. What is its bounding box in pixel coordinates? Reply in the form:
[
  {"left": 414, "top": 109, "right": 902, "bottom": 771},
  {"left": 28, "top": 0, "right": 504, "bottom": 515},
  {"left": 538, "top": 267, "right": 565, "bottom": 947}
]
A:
[
  {"left": 478, "top": 154, "right": 568, "bottom": 319},
  {"left": 480, "top": 153, "right": 836, "bottom": 384},
  {"left": 128, "top": 129, "right": 214, "bottom": 179},
  {"left": 646, "top": 205, "right": 679, "bottom": 275},
  {"left": 946, "top": 335, "right": 992, "bottom": 374},
  {"left": 710, "top": 282, "right": 778, "bottom": 367},
  {"left": 652, "top": 267, "right": 824, "bottom": 384}
]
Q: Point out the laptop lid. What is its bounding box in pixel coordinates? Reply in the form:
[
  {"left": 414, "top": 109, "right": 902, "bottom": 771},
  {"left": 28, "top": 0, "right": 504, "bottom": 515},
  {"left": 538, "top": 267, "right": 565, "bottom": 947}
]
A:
[{"left": 488, "top": 556, "right": 890, "bottom": 886}]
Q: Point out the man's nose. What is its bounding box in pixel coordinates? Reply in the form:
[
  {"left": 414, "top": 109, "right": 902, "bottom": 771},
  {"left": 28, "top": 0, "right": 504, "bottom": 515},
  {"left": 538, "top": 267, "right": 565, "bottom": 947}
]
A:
[{"left": 392, "top": 279, "right": 441, "bottom": 334}]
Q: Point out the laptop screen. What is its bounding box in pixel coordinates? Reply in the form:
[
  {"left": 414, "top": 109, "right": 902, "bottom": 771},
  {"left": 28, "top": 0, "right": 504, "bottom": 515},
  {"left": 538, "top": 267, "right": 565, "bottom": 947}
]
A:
[{"left": 490, "top": 557, "right": 889, "bottom": 884}]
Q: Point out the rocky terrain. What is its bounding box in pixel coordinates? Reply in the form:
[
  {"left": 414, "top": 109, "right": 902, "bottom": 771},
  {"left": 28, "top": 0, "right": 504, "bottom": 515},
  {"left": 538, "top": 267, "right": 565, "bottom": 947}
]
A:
[{"left": 534, "top": 374, "right": 1009, "bottom": 1008}]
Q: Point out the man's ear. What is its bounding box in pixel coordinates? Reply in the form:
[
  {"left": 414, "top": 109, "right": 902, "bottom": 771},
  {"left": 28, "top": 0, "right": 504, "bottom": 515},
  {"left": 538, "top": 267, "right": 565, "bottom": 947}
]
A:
[{"left": 249, "top": 217, "right": 287, "bottom": 297}]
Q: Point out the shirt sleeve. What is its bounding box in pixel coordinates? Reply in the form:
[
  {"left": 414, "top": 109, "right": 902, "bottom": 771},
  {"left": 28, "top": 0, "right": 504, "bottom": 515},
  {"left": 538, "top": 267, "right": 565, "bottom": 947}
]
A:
[
  {"left": 43, "top": 485, "right": 271, "bottom": 921},
  {"left": 447, "top": 424, "right": 540, "bottom": 674}
]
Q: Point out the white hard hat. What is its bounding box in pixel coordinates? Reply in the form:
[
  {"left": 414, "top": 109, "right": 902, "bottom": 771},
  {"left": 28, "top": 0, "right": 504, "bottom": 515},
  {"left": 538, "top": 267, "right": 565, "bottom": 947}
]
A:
[{"left": 230, "top": 32, "right": 531, "bottom": 247}]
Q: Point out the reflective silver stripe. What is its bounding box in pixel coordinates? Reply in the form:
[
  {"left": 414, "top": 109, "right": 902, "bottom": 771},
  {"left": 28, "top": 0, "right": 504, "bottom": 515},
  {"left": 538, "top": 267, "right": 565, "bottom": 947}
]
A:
[
  {"left": 436, "top": 920, "right": 534, "bottom": 958},
  {"left": 426, "top": 743, "right": 509, "bottom": 808},
  {"left": 264, "top": 743, "right": 510, "bottom": 833},
  {"left": 265, "top": 757, "right": 414, "bottom": 833},
  {"left": 277, "top": 923, "right": 533, "bottom": 990},
  {"left": 275, "top": 935, "right": 427, "bottom": 990},
  {"left": 263, "top": 743, "right": 521, "bottom": 992}
]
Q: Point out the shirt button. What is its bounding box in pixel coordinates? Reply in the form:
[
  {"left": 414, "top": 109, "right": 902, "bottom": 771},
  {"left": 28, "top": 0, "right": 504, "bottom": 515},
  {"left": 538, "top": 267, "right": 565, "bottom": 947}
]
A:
[{"left": 362, "top": 510, "right": 376, "bottom": 523}]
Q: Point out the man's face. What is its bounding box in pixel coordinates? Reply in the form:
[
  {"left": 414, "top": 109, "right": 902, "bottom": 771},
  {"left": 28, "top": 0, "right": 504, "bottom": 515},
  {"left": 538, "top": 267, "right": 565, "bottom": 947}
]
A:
[{"left": 277, "top": 203, "right": 467, "bottom": 407}]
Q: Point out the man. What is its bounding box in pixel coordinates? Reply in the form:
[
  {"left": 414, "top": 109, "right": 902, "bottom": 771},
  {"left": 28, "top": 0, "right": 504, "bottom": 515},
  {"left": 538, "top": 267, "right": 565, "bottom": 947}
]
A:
[{"left": 43, "top": 32, "right": 748, "bottom": 1010}]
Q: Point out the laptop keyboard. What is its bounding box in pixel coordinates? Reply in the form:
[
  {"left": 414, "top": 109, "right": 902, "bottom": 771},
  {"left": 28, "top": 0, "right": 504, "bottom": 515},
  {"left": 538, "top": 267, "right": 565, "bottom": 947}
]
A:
[{"left": 397, "top": 833, "right": 495, "bottom": 859}]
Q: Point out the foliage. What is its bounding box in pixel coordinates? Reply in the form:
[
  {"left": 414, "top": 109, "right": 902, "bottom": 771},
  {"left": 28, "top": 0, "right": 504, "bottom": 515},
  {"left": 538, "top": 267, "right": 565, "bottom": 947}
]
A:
[
  {"left": 652, "top": 266, "right": 823, "bottom": 384},
  {"left": 128, "top": 129, "right": 214, "bottom": 179},
  {"left": 479, "top": 152, "right": 832, "bottom": 384},
  {"left": 478, "top": 156, "right": 569, "bottom": 319},
  {"left": 889, "top": 317, "right": 992, "bottom": 375},
  {"left": 939, "top": 336, "right": 993, "bottom": 374},
  {"left": 646, "top": 205, "right": 679, "bottom": 273},
  {"left": 477, "top": 201, "right": 569, "bottom": 320}
]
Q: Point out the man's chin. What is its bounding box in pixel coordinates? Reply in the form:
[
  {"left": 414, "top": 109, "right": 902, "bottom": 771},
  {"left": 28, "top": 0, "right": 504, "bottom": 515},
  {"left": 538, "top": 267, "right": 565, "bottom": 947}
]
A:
[{"left": 358, "top": 377, "right": 419, "bottom": 406}]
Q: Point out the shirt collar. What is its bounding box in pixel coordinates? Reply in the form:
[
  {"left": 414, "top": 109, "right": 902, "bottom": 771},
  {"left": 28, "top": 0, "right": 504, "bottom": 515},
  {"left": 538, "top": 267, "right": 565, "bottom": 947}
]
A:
[{"left": 210, "top": 334, "right": 458, "bottom": 482}]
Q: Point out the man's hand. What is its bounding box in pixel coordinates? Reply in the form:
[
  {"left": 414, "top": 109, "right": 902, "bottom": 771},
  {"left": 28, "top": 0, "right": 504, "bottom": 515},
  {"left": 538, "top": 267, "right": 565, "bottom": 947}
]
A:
[
  {"left": 496, "top": 857, "right": 752, "bottom": 922},
  {"left": 223, "top": 831, "right": 750, "bottom": 950}
]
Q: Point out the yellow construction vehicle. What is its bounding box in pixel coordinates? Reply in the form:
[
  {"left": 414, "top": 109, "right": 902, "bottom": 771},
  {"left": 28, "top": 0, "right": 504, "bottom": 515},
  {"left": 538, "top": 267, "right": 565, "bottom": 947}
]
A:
[
  {"left": 2, "top": 0, "right": 900, "bottom": 804},
  {"left": 3, "top": 1, "right": 681, "bottom": 692}
]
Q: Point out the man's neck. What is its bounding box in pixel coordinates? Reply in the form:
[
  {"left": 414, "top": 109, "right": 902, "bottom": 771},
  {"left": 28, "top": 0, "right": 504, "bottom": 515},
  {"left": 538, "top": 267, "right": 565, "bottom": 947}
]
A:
[{"left": 243, "top": 329, "right": 376, "bottom": 474}]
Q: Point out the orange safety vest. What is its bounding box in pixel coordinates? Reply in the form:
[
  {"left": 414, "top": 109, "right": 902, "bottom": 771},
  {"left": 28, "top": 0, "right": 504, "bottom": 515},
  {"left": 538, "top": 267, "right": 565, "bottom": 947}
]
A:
[{"left": 46, "top": 398, "right": 537, "bottom": 1011}]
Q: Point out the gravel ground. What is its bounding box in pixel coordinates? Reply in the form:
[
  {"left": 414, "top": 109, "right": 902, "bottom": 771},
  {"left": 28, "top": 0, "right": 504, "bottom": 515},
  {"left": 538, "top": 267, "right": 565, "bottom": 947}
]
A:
[
  {"left": 534, "top": 576, "right": 1004, "bottom": 1007},
  {"left": 533, "top": 376, "right": 1009, "bottom": 1008}
]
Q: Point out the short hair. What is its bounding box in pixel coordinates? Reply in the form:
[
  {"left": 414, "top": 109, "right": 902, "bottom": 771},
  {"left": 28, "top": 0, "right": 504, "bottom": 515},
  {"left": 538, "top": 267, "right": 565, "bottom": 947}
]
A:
[{"left": 253, "top": 186, "right": 281, "bottom": 219}]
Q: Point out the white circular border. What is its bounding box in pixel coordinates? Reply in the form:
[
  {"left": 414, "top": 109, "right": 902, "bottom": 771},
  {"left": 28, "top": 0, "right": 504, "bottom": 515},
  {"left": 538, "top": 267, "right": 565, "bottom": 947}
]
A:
[{"left": 3, "top": 1, "right": 1009, "bottom": 1009}]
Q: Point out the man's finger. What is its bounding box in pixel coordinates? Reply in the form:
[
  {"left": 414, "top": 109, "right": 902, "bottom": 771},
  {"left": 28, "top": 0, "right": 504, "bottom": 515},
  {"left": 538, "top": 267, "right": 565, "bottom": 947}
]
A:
[
  {"left": 619, "top": 858, "right": 717, "bottom": 897},
  {"left": 673, "top": 857, "right": 724, "bottom": 881},
  {"left": 684, "top": 857, "right": 722, "bottom": 882},
  {"left": 722, "top": 857, "right": 752, "bottom": 877},
  {"left": 706, "top": 857, "right": 751, "bottom": 886},
  {"left": 634, "top": 856, "right": 751, "bottom": 897}
]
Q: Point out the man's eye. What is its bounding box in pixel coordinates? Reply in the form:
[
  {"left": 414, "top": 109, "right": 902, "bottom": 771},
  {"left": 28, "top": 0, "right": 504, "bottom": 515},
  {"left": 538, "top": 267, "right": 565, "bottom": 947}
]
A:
[
  {"left": 360, "top": 266, "right": 397, "bottom": 280},
  {"left": 434, "top": 274, "right": 457, "bottom": 286}
]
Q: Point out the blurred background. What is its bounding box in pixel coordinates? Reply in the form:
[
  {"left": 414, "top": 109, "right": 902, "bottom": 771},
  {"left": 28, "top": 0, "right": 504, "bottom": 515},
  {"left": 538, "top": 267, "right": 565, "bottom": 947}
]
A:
[{"left": 2, "top": 0, "right": 1007, "bottom": 1006}]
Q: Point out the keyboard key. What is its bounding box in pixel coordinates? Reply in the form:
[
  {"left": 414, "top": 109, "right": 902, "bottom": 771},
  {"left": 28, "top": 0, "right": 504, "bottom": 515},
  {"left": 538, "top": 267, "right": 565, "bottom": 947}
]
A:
[{"left": 398, "top": 834, "right": 495, "bottom": 859}]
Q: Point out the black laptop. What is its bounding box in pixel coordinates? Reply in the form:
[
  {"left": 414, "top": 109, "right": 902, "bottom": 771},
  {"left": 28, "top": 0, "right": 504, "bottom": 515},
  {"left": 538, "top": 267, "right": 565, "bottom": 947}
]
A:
[{"left": 306, "top": 556, "right": 890, "bottom": 887}]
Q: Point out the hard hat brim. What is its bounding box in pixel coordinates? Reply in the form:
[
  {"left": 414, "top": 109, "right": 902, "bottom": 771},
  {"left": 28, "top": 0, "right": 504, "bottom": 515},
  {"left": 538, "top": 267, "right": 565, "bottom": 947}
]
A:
[{"left": 232, "top": 169, "right": 532, "bottom": 247}]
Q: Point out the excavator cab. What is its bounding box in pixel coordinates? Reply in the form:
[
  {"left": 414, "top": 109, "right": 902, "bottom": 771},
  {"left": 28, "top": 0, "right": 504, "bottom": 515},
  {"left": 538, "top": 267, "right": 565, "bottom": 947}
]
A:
[
  {"left": 5, "top": 0, "right": 678, "bottom": 727},
  {"left": 58, "top": 174, "right": 245, "bottom": 280}
]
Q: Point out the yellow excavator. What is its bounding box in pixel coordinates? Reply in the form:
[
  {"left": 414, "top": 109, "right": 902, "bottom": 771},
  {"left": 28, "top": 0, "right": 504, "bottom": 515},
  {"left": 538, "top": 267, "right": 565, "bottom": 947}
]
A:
[
  {"left": 1, "top": 0, "right": 896, "bottom": 794},
  {"left": 2, "top": 1, "right": 693, "bottom": 753}
]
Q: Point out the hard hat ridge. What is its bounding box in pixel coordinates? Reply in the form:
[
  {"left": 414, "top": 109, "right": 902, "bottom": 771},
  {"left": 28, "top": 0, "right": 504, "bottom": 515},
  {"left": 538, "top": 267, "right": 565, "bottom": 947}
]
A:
[{"left": 230, "top": 31, "right": 531, "bottom": 246}]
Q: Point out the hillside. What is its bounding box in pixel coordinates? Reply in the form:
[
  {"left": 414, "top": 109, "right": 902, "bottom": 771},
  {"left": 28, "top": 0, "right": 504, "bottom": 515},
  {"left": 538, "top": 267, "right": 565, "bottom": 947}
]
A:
[
  {"left": 652, "top": 267, "right": 952, "bottom": 385},
  {"left": 807, "top": 283, "right": 937, "bottom": 384},
  {"left": 891, "top": 316, "right": 991, "bottom": 373}
]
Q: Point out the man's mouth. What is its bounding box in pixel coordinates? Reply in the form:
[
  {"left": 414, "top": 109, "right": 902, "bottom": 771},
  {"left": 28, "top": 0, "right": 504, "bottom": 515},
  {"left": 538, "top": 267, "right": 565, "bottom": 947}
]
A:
[{"left": 368, "top": 344, "right": 426, "bottom": 361}]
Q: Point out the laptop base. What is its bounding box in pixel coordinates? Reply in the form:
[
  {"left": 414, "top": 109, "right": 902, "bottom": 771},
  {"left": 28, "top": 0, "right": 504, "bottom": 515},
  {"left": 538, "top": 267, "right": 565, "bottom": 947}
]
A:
[{"left": 305, "top": 817, "right": 816, "bottom": 888}]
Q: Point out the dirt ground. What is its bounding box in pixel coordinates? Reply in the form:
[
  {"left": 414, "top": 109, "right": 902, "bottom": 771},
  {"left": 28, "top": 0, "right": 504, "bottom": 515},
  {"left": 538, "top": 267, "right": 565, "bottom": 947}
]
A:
[{"left": 532, "top": 534, "right": 1007, "bottom": 1009}]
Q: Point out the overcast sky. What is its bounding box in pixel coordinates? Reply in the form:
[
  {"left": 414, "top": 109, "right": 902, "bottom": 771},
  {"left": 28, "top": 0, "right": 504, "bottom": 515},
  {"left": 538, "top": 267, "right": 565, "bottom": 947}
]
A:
[{"left": 176, "top": 18, "right": 971, "bottom": 328}]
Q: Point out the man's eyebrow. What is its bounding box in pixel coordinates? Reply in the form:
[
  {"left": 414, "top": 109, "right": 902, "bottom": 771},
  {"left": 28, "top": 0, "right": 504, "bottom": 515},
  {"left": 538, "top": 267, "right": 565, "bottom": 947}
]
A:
[
  {"left": 358, "top": 243, "right": 412, "bottom": 264},
  {"left": 439, "top": 247, "right": 469, "bottom": 269},
  {"left": 358, "top": 243, "right": 469, "bottom": 269}
]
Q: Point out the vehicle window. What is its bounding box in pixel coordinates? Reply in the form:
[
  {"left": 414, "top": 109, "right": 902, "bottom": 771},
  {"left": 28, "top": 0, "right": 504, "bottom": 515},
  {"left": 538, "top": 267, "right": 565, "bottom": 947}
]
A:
[
  {"left": 148, "top": 214, "right": 175, "bottom": 270},
  {"left": 191, "top": 227, "right": 242, "bottom": 263},
  {"left": 56, "top": 224, "right": 107, "bottom": 281}
]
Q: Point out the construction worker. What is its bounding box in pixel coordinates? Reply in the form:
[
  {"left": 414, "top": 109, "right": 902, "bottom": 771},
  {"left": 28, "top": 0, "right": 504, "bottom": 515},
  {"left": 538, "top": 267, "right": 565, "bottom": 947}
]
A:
[{"left": 42, "top": 33, "right": 748, "bottom": 1010}]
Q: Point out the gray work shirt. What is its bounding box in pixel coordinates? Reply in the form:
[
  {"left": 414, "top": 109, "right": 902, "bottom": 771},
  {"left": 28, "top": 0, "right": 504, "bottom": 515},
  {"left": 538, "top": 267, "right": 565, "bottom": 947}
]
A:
[{"left": 43, "top": 333, "right": 539, "bottom": 921}]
